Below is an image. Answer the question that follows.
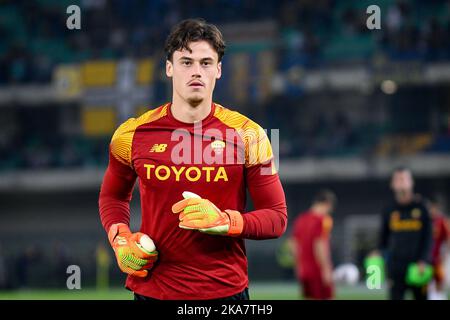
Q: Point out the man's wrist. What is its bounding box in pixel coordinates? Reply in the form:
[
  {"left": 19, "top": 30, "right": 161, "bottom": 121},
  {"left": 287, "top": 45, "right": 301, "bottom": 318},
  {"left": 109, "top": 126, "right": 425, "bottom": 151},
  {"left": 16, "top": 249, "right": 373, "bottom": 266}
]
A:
[
  {"left": 225, "top": 209, "right": 244, "bottom": 236},
  {"left": 323, "top": 264, "right": 332, "bottom": 272},
  {"left": 108, "top": 223, "right": 130, "bottom": 244}
]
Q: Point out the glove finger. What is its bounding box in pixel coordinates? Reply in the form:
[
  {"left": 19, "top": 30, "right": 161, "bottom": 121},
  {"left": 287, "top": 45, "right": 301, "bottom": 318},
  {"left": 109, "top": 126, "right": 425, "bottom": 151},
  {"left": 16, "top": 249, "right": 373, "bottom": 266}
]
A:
[
  {"left": 179, "top": 207, "right": 201, "bottom": 220},
  {"left": 141, "top": 260, "right": 156, "bottom": 270},
  {"left": 180, "top": 202, "right": 218, "bottom": 220},
  {"left": 179, "top": 218, "right": 218, "bottom": 230},
  {"left": 119, "top": 262, "right": 145, "bottom": 275},
  {"left": 140, "top": 251, "right": 158, "bottom": 264},
  {"left": 123, "top": 256, "right": 146, "bottom": 269},
  {"left": 130, "top": 248, "right": 158, "bottom": 262},
  {"left": 182, "top": 210, "right": 225, "bottom": 225},
  {"left": 145, "top": 250, "right": 158, "bottom": 261},
  {"left": 130, "top": 269, "right": 148, "bottom": 278},
  {"left": 124, "top": 253, "right": 157, "bottom": 270},
  {"left": 179, "top": 223, "right": 196, "bottom": 230},
  {"left": 172, "top": 198, "right": 202, "bottom": 213},
  {"left": 179, "top": 210, "right": 208, "bottom": 221},
  {"left": 199, "top": 225, "right": 229, "bottom": 235},
  {"left": 118, "top": 249, "right": 150, "bottom": 268},
  {"left": 129, "top": 233, "right": 157, "bottom": 258}
]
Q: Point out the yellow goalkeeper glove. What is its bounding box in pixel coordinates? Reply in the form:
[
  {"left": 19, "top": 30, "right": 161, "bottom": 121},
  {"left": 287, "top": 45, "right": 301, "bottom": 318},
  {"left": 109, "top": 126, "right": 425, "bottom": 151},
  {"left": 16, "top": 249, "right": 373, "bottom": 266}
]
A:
[
  {"left": 171, "top": 191, "right": 244, "bottom": 236},
  {"left": 108, "top": 223, "right": 158, "bottom": 277}
]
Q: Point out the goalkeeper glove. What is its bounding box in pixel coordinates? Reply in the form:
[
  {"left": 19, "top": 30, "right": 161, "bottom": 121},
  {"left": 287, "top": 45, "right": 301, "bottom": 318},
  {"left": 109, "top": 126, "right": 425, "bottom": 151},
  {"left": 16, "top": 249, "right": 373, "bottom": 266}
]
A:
[
  {"left": 108, "top": 223, "right": 158, "bottom": 277},
  {"left": 171, "top": 191, "right": 244, "bottom": 236}
]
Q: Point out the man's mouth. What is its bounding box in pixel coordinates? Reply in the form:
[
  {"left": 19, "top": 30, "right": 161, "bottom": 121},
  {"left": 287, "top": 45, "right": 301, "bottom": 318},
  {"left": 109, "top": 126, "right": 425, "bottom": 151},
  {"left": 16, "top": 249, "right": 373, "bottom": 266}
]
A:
[{"left": 189, "top": 82, "right": 204, "bottom": 87}]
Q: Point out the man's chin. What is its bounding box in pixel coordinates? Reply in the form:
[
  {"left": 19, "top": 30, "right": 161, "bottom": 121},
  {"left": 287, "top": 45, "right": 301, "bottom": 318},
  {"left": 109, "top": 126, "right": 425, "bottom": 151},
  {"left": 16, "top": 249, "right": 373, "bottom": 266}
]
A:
[
  {"left": 187, "top": 97, "right": 204, "bottom": 107},
  {"left": 395, "top": 190, "right": 413, "bottom": 202}
]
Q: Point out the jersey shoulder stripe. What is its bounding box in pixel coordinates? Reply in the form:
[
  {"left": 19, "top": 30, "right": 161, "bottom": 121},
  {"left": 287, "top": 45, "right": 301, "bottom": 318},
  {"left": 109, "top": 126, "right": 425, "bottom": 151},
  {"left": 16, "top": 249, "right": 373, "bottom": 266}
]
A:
[
  {"left": 213, "top": 103, "right": 275, "bottom": 171},
  {"left": 110, "top": 104, "right": 168, "bottom": 167},
  {"left": 322, "top": 216, "right": 333, "bottom": 235}
]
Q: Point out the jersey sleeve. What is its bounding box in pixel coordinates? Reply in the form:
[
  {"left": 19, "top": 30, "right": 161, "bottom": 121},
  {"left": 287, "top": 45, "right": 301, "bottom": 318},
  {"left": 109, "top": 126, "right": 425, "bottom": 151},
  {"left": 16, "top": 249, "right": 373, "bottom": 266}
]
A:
[
  {"left": 444, "top": 218, "right": 450, "bottom": 241},
  {"left": 239, "top": 124, "right": 287, "bottom": 240},
  {"left": 98, "top": 120, "right": 138, "bottom": 232},
  {"left": 242, "top": 123, "right": 277, "bottom": 172},
  {"left": 109, "top": 118, "right": 137, "bottom": 168},
  {"left": 320, "top": 216, "right": 333, "bottom": 238}
]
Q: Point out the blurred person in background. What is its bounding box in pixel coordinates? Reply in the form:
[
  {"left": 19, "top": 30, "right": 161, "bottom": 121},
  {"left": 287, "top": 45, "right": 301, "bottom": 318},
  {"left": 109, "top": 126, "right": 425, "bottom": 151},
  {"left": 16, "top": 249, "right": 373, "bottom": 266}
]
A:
[
  {"left": 95, "top": 242, "right": 111, "bottom": 291},
  {"left": 276, "top": 238, "right": 296, "bottom": 280},
  {"left": 289, "top": 189, "right": 336, "bottom": 300},
  {"left": 15, "top": 245, "right": 42, "bottom": 289},
  {"left": 426, "top": 196, "right": 450, "bottom": 300},
  {"left": 373, "top": 167, "right": 432, "bottom": 300},
  {"left": 51, "top": 241, "right": 70, "bottom": 288}
]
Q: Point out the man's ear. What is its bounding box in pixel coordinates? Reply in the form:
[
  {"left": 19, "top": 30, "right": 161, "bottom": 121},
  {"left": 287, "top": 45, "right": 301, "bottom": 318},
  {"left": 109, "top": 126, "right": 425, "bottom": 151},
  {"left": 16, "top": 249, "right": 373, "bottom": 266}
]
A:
[
  {"left": 216, "top": 61, "right": 222, "bottom": 79},
  {"left": 166, "top": 60, "right": 173, "bottom": 77}
]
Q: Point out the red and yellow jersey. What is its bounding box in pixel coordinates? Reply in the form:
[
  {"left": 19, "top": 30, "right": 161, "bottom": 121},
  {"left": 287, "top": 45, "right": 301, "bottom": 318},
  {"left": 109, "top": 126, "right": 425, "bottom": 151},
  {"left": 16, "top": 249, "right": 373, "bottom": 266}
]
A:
[
  {"left": 292, "top": 211, "right": 333, "bottom": 279},
  {"left": 99, "top": 102, "right": 287, "bottom": 299},
  {"left": 431, "top": 215, "right": 450, "bottom": 264}
]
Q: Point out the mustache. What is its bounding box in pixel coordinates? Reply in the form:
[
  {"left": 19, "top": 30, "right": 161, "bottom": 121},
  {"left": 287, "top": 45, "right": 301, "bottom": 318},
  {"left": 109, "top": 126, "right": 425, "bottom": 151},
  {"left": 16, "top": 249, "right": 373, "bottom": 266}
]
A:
[{"left": 188, "top": 80, "right": 205, "bottom": 85}]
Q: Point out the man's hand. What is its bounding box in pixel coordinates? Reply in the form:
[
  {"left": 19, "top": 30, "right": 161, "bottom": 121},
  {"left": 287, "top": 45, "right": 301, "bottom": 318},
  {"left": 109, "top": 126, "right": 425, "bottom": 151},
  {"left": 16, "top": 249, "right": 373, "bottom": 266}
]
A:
[
  {"left": 171, "top": 191, "right": 244, "bottom": 236},
  {"left": 368, "top": 249, "right": 381, "bottom": 257},
  {"left": 417, "top": 260, "right": 426, "bottom": 274},
  {"left": 108, "top": 223, "right": 158, "bottom": 277},
  {"left": 322, "top": 266, "right": 333, "bottom": 286}
]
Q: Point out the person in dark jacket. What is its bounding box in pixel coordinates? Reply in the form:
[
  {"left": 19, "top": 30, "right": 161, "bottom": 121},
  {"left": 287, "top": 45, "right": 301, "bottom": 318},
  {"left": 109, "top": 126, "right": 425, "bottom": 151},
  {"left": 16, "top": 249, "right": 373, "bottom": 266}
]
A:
[{"left": 374, "top": 167, "right": 432, "bottom": 300}]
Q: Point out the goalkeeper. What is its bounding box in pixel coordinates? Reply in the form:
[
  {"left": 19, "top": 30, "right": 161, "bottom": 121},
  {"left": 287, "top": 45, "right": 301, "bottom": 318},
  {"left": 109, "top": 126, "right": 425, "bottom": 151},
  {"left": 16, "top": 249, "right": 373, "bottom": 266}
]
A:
[{"left": 98, "top": 19, "right": 287, "bottom": 300}]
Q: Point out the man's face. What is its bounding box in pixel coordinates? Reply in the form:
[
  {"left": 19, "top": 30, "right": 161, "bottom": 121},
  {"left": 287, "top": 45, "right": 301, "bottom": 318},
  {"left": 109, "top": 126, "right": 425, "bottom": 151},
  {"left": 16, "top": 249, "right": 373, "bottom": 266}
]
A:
[
  {"left": 391, "top": 170, "right": 414, "bottom": 194},
  {"left": 166, "top": 41, "right": 222, "bottom": 107},
  {"left": 325, "top": 203, "right": 334, "bottom": 215}
]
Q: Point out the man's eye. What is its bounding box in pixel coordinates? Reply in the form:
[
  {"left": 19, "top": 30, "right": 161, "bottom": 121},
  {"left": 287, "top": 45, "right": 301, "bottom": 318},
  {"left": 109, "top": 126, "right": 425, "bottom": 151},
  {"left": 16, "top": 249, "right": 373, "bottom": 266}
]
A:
[
  {"left": 202, "top": 62, "right": 211, "bottom": 66},
  {"left": 182, "top": 61, "right": 191, "bottom": 66}
]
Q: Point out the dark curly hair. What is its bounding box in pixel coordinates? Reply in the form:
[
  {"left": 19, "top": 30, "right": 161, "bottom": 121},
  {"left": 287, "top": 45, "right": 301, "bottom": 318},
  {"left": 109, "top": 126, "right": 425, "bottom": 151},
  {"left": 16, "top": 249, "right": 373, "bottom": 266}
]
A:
[
  {"left": 164, "top": 18, "right": 226, "bottom": 62},
  {"left": 313, "top": 189, "right": 338, "bottom": 207}
]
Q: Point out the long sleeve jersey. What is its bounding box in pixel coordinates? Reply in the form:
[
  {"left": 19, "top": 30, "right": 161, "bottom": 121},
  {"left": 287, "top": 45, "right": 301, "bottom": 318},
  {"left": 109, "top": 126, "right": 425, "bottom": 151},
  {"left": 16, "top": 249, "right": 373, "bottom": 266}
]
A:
[{"left": 99, "top": 102, "right": 287, "bottom": 299}]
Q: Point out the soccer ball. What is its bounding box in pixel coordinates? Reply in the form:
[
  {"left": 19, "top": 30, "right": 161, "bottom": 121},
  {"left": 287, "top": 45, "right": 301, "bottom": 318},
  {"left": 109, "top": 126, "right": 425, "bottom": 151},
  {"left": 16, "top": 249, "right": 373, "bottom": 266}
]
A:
[
  {"left": 136, "top": 234, "right": 156, "bottom": 253},
  {"left": 333, "top": 263, "right": 360, "bottom": 285}
]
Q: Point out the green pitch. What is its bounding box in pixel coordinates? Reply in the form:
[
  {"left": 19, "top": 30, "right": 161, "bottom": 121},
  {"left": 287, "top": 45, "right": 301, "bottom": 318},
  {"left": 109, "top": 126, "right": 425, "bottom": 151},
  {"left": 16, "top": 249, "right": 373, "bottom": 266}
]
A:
[{"left": 0, "top": 282, "right": 388, "bottom": 300}]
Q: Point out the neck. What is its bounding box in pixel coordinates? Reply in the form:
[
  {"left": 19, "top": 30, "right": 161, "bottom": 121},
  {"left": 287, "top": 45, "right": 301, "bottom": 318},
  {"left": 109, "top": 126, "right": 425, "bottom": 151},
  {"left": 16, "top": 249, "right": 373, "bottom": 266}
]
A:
[
  {"left": 395, "top": 191, "right": 414, "bottom": 204},
  {"left": 312, "top": 204, "right": 327, "bottom": 215},
  {"left": 171, "top": 93, "right": 213, "bottom": 123}
]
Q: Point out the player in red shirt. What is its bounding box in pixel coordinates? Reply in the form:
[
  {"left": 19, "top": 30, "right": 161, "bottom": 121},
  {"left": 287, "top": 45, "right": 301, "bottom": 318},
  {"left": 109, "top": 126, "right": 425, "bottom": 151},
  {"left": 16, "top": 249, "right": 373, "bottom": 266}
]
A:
[
  {"left": 427, "top": 197, "right": 450, "bottom": 300},
  {"left": 98, "top": 19, "right": 287, "bottom": 300},
  {"left": 290, "top": 190, "right": 337, "bottom": 300}
]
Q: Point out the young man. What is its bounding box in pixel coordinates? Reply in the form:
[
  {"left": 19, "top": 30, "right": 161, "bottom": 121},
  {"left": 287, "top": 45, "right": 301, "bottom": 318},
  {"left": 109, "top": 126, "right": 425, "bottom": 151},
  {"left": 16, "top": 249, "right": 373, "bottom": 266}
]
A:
[
  {"left": 290, "top": 190, "right": 336, "bottom": 300},
  {"left": 98, "top": 19, "right": 287, "bottom": 300},
  {"left": 427, "top": 197, "right": 450, "bottom": 300},
  {"left": 376, "top": 167, "right": 433, "bottom": 300}
]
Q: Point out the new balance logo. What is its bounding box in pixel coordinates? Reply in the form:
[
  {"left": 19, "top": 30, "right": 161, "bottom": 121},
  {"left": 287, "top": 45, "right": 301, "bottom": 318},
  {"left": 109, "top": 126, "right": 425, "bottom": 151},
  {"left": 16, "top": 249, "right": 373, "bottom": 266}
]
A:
[
  {"left": 150, "top": 144, "right": 167, "bottom": 153},
  {"left": 116, "top": 236, "right": 127, "bottom": 246}
]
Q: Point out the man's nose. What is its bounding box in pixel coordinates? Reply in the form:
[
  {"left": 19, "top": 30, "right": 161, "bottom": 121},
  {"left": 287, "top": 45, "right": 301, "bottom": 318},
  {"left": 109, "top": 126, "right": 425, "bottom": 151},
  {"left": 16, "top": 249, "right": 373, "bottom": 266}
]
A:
[{"left": 191, "top": 62, "right": 202, "bottom": 77}]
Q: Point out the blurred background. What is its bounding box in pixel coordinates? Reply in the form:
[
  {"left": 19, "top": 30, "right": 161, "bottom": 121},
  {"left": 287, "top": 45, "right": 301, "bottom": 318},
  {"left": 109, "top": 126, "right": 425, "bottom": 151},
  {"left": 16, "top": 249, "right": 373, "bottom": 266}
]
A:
[{"left": 0, "top": 0, "right": 449, "bottom": 299}]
